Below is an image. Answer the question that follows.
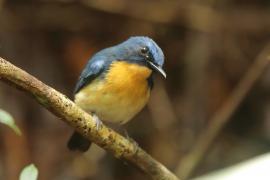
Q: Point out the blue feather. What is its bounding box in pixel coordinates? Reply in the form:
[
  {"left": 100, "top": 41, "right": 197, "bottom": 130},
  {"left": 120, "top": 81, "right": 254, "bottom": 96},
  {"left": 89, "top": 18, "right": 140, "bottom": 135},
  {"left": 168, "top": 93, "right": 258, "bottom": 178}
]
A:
[{"left": 74, "top": 36, "right": 164, "bottom": 93}]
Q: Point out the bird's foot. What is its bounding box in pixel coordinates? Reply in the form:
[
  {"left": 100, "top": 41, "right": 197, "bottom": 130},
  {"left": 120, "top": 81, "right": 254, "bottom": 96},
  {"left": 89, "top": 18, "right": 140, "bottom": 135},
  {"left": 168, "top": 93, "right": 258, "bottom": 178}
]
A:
[
  {"left": 124, "top": 129, "right": 138, "bottom": 147},
  {"left": 92, "top": 113, "right": 102, "bottom": 130},
  {"left": 124, "top": 129, "right": 130, "bottom": 139}
]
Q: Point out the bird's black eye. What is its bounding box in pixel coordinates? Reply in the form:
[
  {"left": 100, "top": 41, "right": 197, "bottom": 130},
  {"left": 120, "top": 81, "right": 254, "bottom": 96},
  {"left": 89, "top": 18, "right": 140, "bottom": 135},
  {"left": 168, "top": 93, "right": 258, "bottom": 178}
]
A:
[{"left": 141, "top": 47, "right": 149, "bottom": 54}]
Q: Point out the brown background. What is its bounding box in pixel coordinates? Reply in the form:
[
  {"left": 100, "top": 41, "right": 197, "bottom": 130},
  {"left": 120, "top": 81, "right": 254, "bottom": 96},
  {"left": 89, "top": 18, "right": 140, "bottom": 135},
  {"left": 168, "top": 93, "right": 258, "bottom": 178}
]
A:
[{"left": 0, "top": 0, "right": 270, "bottom": 180}]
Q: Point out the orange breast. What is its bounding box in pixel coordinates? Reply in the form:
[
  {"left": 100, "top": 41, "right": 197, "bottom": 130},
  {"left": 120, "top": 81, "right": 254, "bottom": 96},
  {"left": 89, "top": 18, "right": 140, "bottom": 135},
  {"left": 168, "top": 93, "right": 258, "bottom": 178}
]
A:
[{"left": 75, "top": 61, "right": 152, "bottom": 124}]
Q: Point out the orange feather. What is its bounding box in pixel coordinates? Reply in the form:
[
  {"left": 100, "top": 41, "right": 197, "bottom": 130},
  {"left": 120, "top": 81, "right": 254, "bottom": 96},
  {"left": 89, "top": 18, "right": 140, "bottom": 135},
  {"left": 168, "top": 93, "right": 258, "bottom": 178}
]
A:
[{"left": 75, "top": 61, "right": 152, "bottom": 124}]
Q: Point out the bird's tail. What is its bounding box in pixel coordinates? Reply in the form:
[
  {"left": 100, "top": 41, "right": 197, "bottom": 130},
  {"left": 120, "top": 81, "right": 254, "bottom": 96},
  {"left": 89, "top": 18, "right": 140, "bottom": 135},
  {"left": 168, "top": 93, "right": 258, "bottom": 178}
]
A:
[{"left": 67, "top": 131, "right": 91, "bottom": 152}]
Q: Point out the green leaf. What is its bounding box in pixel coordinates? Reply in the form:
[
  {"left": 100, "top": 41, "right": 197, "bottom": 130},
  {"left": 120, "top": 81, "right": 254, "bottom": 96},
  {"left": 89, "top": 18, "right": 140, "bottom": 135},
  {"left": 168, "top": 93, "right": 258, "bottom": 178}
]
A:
[
  {"left": 0, "top": 109, "right": 21, "bottom": 135},
  {"left": 19, "top": 164, "right": 38, "bottom": 180}
]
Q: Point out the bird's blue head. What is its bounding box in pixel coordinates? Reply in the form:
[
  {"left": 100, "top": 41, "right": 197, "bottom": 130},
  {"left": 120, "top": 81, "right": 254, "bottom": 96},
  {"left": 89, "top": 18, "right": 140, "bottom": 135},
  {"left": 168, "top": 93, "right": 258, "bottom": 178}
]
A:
[{"left": 114, "top": 36, "right": 166, "bottom": 78}]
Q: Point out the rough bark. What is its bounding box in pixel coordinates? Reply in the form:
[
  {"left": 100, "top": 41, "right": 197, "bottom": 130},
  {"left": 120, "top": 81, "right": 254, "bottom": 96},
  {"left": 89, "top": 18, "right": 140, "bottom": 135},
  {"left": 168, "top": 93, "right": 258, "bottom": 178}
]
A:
[{"left": 0, "top": 57, "right": 179, "bottom": 180}]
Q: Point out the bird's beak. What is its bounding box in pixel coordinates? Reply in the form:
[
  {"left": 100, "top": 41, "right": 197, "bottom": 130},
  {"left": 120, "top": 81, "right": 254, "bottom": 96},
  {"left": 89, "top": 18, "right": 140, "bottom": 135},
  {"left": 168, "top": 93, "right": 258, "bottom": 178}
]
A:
[{"left": 148, "top": 61, "right": 166, "bottom": 78}]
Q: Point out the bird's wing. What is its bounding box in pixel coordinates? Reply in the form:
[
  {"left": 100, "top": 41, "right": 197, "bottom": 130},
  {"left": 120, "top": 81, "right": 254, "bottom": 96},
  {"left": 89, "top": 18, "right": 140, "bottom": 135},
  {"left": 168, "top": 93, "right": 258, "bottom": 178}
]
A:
[{"left": 74, "top": 57, "right": 107, "bottom": 94}]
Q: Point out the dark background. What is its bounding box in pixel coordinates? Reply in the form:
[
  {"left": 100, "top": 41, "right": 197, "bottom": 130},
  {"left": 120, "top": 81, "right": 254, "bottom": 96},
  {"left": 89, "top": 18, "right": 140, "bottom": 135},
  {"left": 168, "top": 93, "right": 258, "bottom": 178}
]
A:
[{"left": 0, "top": 0, "right": 270, "bottom": 180}]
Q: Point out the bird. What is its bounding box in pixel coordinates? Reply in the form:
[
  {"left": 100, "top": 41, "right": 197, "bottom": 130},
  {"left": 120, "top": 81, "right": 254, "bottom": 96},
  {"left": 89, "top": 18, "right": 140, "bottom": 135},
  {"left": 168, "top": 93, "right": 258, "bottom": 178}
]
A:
[{"left": 67, "top": 36, "right": 166, "bottom": 152}]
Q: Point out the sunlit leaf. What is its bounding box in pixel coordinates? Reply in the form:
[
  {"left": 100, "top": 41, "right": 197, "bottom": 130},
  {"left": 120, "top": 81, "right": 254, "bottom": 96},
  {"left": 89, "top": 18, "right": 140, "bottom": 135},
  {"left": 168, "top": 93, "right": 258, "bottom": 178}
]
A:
[
  {"left": 0, "top": 109, "right": 21, "bottom": 135},
  {"left": 19, "top": 164, "right": 38, "bottom": 180}
]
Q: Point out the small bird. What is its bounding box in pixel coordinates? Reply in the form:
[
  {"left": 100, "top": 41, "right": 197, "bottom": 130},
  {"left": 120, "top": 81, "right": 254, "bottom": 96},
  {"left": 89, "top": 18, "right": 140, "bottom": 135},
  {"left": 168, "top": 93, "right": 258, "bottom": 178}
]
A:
[{"left": 67, "top": 36, "right": 166, "bottom": 152}]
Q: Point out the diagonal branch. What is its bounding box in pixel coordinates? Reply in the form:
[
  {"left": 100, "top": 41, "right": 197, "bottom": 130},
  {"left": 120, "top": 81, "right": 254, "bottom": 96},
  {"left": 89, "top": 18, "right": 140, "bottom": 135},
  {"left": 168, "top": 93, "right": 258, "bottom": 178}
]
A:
[
  {"left": 0, "top": 57, "right": 179, "bottom": 180},
  {"left": 175, "top": 45, "right": 270, "bottom": 179}
]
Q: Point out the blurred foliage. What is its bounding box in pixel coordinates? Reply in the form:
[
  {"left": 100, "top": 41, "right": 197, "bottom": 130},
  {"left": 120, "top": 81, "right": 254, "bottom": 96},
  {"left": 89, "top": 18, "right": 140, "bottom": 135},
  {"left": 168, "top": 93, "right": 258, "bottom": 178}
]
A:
[
  {"left": 0, "top": 109, "right": 21, "bottom": 135},
  {"left": 19, "top": 164, "right": 38, "bottom": 180},
  {"left": 0, "top": 0, "right": 270, "bottom": 180}
]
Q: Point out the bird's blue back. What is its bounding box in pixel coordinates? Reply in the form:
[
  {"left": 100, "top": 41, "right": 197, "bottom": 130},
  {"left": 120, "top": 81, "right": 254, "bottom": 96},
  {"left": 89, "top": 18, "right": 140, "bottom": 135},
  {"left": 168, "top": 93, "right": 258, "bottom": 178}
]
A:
[{"left": 74, "top": 36, "right": 164, "bottom": 93}]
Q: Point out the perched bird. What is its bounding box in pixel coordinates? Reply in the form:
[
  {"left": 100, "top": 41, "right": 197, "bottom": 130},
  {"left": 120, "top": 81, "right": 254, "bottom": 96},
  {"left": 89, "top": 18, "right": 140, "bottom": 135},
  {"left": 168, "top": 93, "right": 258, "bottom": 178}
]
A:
[{"left": 67, "top": 36, "right": 166, "bottom": 152}]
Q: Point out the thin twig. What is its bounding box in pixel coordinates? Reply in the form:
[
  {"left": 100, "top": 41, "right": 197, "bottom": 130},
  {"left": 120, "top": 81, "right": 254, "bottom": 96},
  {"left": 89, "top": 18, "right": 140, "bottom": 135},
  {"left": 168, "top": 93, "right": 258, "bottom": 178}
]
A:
[
  {"left": 5, "top": 1, "right": 270, "bottom": 33},
  {"left": 79, "top": 0, "right": 270, "bottom": 33},
  {"left": 175, "top": 45, "right": 270, "bottom": 179},
  {"left": 0, "top": 57, "right": 180, "bottom": 180}
]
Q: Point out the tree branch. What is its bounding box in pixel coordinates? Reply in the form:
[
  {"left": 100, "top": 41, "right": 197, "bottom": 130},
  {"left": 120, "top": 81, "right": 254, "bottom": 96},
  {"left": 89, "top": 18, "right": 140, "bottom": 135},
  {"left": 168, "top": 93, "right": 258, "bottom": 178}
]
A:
[
  {"left": 0, "top": 57, "right": 179, "bottom": 180},
  {"left": 80, "top": 0, "right": 270, "bottom": 33},
  {"left": 5, "top": 2, "right": 270, "bottom": 33},
  {"left": 175, "top": 45, "right": 270, "bottom": 179}
]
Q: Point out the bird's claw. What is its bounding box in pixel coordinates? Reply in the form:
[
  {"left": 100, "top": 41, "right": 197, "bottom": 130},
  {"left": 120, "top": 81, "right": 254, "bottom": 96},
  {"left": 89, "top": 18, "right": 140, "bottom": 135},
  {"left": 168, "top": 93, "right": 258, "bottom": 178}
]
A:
[
  {"left": 92, "top": 114, "right": 102, "bottom": 130},
  {"left": 124, "top": 129, "right": 139, "bottom": 147}
]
